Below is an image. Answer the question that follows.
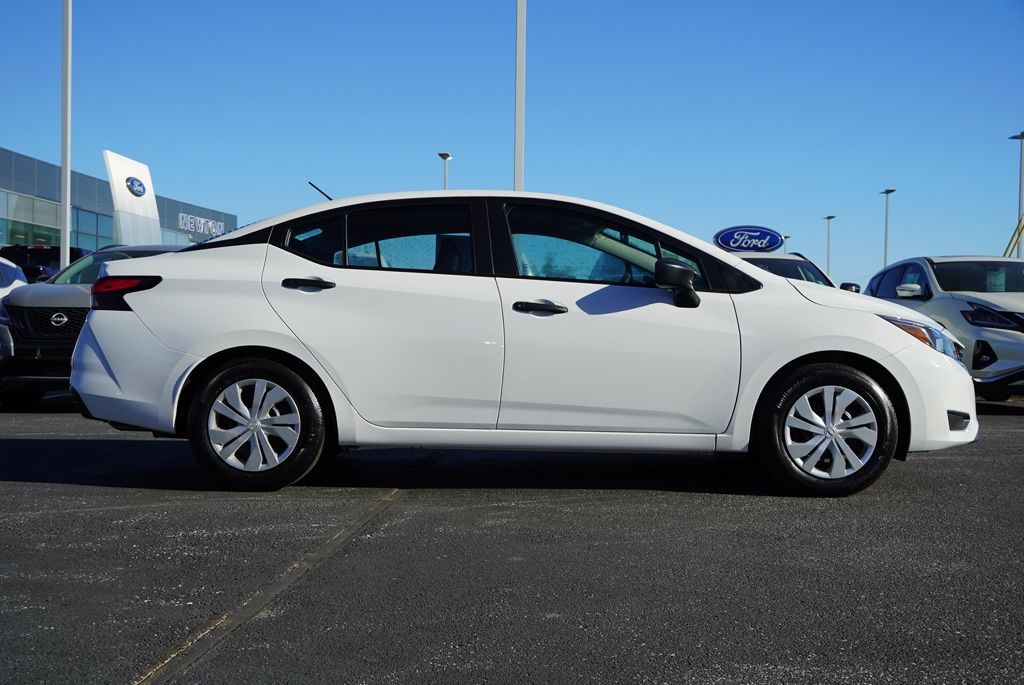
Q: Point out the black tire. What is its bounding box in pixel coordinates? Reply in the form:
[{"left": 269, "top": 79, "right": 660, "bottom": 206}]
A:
[
  {"left": 0, "top": 389, "right": 45, "bottom": 411},
  {"left": 187, "top": 358, "right": 328, "bottom": 490},
  {"left": 755, "top": 363, "right": 898, "bottom": 496}
]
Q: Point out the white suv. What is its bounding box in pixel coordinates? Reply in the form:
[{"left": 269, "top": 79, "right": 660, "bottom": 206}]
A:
[
  {"left": 866, "top": 256, "right": 1024, "bottom": 401},
  {"left": 71, "top": 192, "right": 977, "bottom": 494}
]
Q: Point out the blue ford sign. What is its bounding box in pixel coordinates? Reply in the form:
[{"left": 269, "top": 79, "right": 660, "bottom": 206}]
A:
[
  {"left": 125, "top": 177, "right": 146, "bottom": 197},
  {"left": 714, "top": 226, "right": 784, "bottom": 252}
]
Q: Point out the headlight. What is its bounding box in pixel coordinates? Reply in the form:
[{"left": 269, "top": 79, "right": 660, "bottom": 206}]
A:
[
  {"left": 880, "top": 315, "right": 961, "bottom": 361},
  {"left": 0, "top": 297, "right": 11, "bottom": 326},
  {"left": 960, "top": 303, "right": 1019, "bottom": 330}
]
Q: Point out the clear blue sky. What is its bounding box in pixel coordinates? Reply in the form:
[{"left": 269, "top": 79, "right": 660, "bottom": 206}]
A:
[{"left": 4, "top": 0, "right": 1023, "bottom": 285}]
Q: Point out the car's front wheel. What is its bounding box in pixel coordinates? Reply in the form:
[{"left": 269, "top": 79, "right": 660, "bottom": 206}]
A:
[
  {"left": 756, "top": 363, "right": 898, "bottom": 496},
  {"left": 187, "top": 359, "right": 328, "bottom": 490}
]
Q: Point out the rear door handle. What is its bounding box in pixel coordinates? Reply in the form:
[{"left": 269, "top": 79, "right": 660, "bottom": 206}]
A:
[
  {"left": 512, "top": 300, "right": 568, "bottom": 314},
  {"left": 282, "top": 278, "right": 336, "bottom": 290}
]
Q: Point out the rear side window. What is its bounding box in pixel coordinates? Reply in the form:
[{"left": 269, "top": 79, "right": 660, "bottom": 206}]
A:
[
  {"left": 347, "top": 206, "right": 472, "bottom": 274},
  {"left": 875, "top": 266, "right": 906, "bottom": 298},
  {"left": 283, "top": 204, "right": 473, "bottom": 274}
]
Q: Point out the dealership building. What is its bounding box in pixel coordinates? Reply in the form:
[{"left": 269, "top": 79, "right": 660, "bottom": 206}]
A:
[{"left": 0, "top": 146, "right": 236, "bottom": 250}]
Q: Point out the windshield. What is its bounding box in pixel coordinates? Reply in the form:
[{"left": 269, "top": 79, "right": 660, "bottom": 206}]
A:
[
  {"left": 51, "top": 251, "right": 151, "bottom": 285},
  {"left": 932, "top": 261, "right": 1024, "bottom": 293},
  {"left": 744, "top": 257, "right": 832, "bottom": 286}
]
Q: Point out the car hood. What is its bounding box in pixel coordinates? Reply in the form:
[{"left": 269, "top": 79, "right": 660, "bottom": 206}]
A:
[
  {"left": 949, "top": 291, "right": 1024, "bottom": 312},
  {"left": 787, "top": 279, "right": 943, "bottom": 327},
  {"left": 2, "top": 282, "right": 92, "bottom": 308}
]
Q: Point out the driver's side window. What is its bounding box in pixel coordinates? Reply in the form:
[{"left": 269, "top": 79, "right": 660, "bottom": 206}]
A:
[{"left": 505, "top": 205, "right": 704, "bottom": 288}]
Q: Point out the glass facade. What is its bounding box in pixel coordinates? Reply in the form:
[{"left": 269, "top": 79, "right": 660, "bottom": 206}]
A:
[{"left": 0, "top": 147, "right": 236, "bottom": 249}]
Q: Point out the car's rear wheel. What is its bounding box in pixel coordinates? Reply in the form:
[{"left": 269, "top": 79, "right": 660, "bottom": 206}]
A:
[
  {"left": 187, "top": 359, "right": 327, "bottom": 490},
  {"left": 0, "top": 389, "right": 45, "bottom": 411},
  {"left": 756, "top": 363, "right": 898, "bottom": 496}
]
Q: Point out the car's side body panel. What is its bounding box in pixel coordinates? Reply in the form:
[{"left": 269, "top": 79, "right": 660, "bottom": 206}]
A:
[
  {"left": 494, "top": 277, "right": 741, "bottom": 433},
  {"left": 262, "top": 246, "right": 505, "bottom": 429}
]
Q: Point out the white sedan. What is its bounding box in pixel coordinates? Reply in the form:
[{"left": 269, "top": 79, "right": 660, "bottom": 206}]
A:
[{"left": 71, "top": 192, "right": 977, "bottom": 494}]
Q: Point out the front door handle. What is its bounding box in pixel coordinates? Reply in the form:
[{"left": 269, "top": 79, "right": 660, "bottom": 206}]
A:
[
  {"left": 512, "top": 300, "right": 568, "bottom": 315},
  {"left": 282, "top": 278, "right": 336, "bottom": 290}
]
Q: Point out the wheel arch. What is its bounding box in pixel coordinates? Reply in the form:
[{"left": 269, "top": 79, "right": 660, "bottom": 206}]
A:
[
  {"left": 174, "top": 345, "right": 339, "bottom": 445},
  {"left": 751, "top": 351, "right": 911, "bottom": 461}
]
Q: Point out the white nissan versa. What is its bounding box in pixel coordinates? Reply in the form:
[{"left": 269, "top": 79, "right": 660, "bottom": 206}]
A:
[{"left": 71, "top": 192, "right": 977, "bottom": 495}]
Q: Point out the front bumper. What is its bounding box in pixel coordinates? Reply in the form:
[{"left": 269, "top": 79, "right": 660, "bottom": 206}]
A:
[
  {"left": 884, "top": 344, "right": 979, "bottom": 452},
  {"left": 967, "top": 328, "right": 1024, "bottom": 391},
  {"left": 0, "top": 323, "right": 75, "bottom": 392}
]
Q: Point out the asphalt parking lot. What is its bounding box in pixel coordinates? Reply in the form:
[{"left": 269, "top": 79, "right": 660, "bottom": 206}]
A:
[{"left": 1, "top": 398, "right": 1022, "bottom": 684}]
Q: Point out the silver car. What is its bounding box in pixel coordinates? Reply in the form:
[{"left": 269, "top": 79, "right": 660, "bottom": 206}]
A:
[{"left": 866, "top": 256, "right": 1024, "bottom": 400}]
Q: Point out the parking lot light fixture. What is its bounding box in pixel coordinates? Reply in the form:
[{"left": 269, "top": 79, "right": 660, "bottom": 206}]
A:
[
  {"left": 438, "top": 152, "right": 452, "bottom": 190},
  {"left": 881, "top": 189, "right": 895, "bottom": 266},
  {"left": 823, "top": 216, "right": 835, "bottom": 275},
  {"left": 1011, "top": 132, "right": 1024, "bottom": 258},
  {"left": 783, "top": 235, "right": 791, "bottom": 253}
]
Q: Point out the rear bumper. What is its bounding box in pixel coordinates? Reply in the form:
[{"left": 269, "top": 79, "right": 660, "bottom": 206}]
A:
[{"left": 71, "top": 311, "right": 200, "bottom": 434}]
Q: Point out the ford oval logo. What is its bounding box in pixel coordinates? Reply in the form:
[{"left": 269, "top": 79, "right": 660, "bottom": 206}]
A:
[
  {"left": 126, "top": 177, "right": 146, "bottom": 197},
  {"left": 713, "top": 226, "right": 784, "bottom": 253}
]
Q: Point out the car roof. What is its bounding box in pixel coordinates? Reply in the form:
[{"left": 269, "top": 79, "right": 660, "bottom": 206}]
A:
[
  {"left": 96, "top": 244, "right": 184, "bottom": 253},
  {"left": 924, "top": 255, "right": 1024, "bottom": 264},
  {"left": 734, "top": 252, "right": 805, "bottom": 261}
]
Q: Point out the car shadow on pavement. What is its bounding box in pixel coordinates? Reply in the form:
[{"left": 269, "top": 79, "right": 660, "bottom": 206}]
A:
[
  {"left": 976, "top": 401, "right": 1024, "bottom": 416},
  {"left": 0, "top": 438, "right": 785, "bottom": 496}
]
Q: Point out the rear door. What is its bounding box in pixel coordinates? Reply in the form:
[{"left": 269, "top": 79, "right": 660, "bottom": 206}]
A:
[
  {"left": 262, "top": 198, "right": 504, "bottom": 429},
  {"left": 488, "top": 199, "right": 741, "bottom": 434}
]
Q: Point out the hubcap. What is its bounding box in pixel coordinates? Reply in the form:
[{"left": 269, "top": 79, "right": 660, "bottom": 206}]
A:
[
  {"left": 783, "top": 385, "right": 878, "bottom": 479},
  {"left": 207, "top": 379, "right": 301, "bottom": 472}
]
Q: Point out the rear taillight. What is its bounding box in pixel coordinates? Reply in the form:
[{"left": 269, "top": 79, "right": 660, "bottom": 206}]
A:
[{"left": 92, "top": 276, "right": 162, "bottom": 311}]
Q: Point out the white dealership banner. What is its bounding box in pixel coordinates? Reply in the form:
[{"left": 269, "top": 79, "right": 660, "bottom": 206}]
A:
[{"left": 102, "top": 150, "right": 162, "bottom": 245}]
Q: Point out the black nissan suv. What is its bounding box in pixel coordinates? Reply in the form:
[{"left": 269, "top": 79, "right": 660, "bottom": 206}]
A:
[{"left": 0, "top": 244, "right": 180, "bottom": 409}]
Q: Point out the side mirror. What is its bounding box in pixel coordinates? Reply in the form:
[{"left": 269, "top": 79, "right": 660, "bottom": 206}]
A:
[
  {"left": 655, "top": 258, "right": 701, "bottom": 308},
  {"left": 895, "top": 283, "right": 923, "bottom": 299},
  {"left": 840, "top": 282, "right": 861, "bottom": 293}
]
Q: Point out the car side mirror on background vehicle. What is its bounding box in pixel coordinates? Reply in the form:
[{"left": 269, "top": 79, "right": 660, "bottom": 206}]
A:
[
  {"left": 35, "top": 273, "right": 50, "bottom": 283},
  {"left": 655, "top": 258, "right": 701, "bottom": 308},
  {"left": 840, "top": 282, "right": 861, "bottom": 293},
  {"left": 895, "top": 283, "right": 924, "bottom": 299}
]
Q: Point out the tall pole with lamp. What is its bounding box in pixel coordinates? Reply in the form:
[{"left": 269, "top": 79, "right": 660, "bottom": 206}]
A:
[
  {"left": 823, "top": 215, "right": 835, "bottom": 275},
  {"left": 1011, "top": 132, "right": 1023, "bottom": 258},
  {"left": 881, "top": 189, "right": 895, "bottom": 266},
  {"left": 438, "top": 152, "right": 452, "bottom": 190},
  {"left": 59, "top": 0, "right": 72, "bottom": 269}
]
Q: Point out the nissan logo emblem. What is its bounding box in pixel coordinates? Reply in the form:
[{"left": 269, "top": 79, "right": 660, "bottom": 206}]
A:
[{"left": 50, "top": 312, "right": 69, "bottom": 327}]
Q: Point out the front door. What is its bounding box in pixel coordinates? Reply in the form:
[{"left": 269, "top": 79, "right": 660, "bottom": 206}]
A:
[
  {"left": 262, "top": 199, "right": 504, "bottom": 429},
  {"left": 491, "top": 201, "right": 741, "bottom": 433}
]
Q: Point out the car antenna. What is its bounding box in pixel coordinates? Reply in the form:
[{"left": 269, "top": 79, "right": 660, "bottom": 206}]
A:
[{"left": 308, "top": 181, "right": 333, "bottom": 201}]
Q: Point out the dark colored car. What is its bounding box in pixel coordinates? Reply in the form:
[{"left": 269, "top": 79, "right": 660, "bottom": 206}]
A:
[
  {"left": 0, "top": 245, "right": 92, "bottom": 283},
  {"left": 0, "top": 245, "right": 181, "bottom": 409}
]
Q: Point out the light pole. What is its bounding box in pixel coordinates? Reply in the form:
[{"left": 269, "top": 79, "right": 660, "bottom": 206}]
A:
[
  {"left": 59, "top": 0, "right": 72, "bottom": 269},
  {"left": 1011, "top": 131, "right": 1023, "bottom": 258},
  {"left": 437, "top": 152, "right": 452, "bottom": 190},
  {"left": 514, "top": 0, "right": 526, "bottom": 191},
  {"left": 823, "top": 216, "right": 835, "bottom": 275},
  {"left": 881, "top": 189, "right": 895, "bottom": 266},
  {"left": 783, "top": 235, "right": 791, "bottom": 253}
]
